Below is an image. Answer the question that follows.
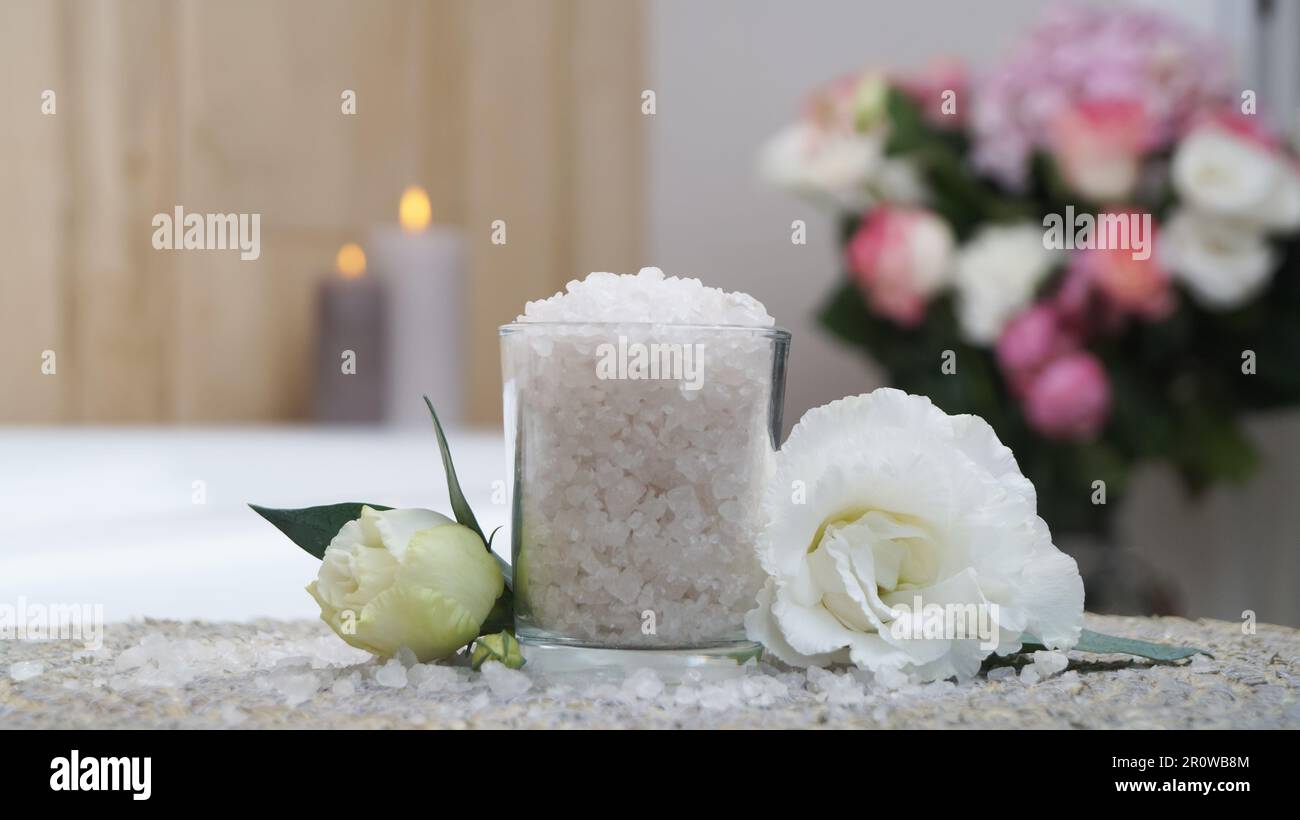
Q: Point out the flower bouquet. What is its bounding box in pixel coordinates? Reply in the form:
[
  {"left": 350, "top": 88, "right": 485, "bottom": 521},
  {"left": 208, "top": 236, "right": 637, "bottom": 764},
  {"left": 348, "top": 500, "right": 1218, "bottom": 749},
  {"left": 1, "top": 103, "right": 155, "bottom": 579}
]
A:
[{"left": 761, "top": 6, "right": 1300, "bottom": 539}]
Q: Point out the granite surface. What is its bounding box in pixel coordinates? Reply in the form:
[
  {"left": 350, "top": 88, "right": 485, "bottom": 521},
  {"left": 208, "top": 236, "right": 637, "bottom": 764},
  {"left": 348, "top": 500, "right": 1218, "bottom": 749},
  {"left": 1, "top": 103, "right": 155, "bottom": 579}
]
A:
[{"left": 2, "top": 614, "right": 1296, "bottom": 729}]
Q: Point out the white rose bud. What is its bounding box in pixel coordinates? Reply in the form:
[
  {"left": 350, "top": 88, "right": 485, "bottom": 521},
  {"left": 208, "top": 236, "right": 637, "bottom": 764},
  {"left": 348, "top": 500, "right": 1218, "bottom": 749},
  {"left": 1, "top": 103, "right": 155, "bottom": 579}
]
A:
[{"left": 307, "top": 506, "right": 504, "bottom": 662}]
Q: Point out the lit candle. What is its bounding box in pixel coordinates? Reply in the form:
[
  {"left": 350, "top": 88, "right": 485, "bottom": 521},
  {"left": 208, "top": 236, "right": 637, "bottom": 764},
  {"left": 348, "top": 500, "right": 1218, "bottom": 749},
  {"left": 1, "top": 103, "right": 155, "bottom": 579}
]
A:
[
  {"left": 313, "top": 243, "right": 388, "bottom": 423},
  {"left": 368, "top": 186, "right": 466, "bottom": 427}
]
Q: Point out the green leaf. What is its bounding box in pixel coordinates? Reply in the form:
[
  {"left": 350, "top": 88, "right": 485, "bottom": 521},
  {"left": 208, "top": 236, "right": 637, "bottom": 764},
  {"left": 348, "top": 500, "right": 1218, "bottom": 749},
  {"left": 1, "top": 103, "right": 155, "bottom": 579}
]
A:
[
  {"left": 471, "top": 630, "right": 525, "bottom": 670},
  {"left": 1023, "top": 629, "right": 1208, "bottom": 663},
  {"left": 248, "top": 502, "right": 390, "bottom": 560},
  {"left": 423, "top": 395, "right": 485, "bottom": 544}
]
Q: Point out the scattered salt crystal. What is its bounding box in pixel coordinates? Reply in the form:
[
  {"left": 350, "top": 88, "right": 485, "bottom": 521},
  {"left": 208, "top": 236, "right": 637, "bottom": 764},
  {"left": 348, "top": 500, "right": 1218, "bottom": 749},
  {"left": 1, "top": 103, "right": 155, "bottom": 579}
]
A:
[
  {"left": 698, "top": 683, "right": 741, "bottom": 710},
  {"left": 986, "top": 665, "right": 1017, "bottom": 682},
  {"left": 374, "top": 658, "right": 408, "bottom": 689},
  {"left": 1030, "top": 650, "right": 1069, "bottom": 680},
  {"left": 219, "top": 704, "right": 248, "bottom": 726},
  {"left": 395, "top": 647, "right": 418, "bottom": 668},
  {"left": 9, "top": 660, "right": 45, "bottom": 682},
  {"left": 480, "top": 661, "right": 532, "bottom": 700},
  {"left": 274, "top": 673, "right": 320, "bottom": 706},
  {"left": 410, "top": 664, "right": 465, "bottom": 694},
  {"left": 114, "top": 645, "right": 151, "bottom": 672},
  {"left": 674, "top": 686, "right": 700, "bottom": 706},
  {"left": 331, "top": 672, "right": 360, "bottom": 697},
  {"left": 874, "top": 666, "right": 910, "bottom": 690},
  {"left": 1019, "top": 665, "right": 1041, "bottom": 685},
  {"left": 622, "top": 667, "right": 665, "bottom": 700}
]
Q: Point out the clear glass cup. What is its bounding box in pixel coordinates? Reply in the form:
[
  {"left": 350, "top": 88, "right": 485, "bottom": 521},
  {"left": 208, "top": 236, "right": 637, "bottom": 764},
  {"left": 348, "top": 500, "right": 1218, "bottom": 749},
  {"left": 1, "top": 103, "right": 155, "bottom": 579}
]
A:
[{"left": 500, "top": 322, "right": 790, "bottom": 671}]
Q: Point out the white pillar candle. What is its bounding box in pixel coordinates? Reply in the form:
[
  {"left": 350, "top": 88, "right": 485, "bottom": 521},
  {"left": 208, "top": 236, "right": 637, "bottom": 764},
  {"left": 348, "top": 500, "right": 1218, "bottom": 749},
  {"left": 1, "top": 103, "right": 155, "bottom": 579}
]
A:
[{"left": 368, "top": 186, "right": 466, "bottom": 427}]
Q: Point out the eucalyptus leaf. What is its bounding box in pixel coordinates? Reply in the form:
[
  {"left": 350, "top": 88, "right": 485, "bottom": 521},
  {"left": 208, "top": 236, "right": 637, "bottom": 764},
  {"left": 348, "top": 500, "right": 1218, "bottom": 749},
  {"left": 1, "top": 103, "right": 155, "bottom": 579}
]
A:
[
  {"left": 249, "top": 502, "right": 390, "bottom": 560},
  {"left": 423, "top": 396, "right": 486, "bottom": 544},
  {"left": 1023, "top": 628, "right": 1208, "bottom": 663}
]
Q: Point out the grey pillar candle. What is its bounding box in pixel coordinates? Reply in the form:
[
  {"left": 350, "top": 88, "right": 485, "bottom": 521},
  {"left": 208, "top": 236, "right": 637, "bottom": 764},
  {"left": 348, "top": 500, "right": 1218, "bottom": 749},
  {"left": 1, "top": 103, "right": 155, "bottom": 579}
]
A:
[{"left": 313, "top": 243, "right": 388, "bottom": 423}]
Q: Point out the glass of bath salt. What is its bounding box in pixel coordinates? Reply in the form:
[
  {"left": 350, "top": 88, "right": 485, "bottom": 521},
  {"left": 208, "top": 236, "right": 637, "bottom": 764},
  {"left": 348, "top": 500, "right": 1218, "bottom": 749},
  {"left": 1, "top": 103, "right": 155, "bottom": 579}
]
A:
[{"left": 499, "top": 271, "right": 789, "bottom": 674}]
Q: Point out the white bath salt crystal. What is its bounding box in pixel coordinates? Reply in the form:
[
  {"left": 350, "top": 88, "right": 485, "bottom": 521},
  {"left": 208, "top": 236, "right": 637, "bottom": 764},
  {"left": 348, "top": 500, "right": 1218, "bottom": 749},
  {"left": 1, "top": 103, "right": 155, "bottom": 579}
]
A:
[
  {"left": 698, "top": 683, "right": 741, "bottom": 710},
  {"left": 219, "top": 704, "right": 248, "bottom": 726},
  {"left": 374, "top": 658, "right": 408, "bottom": 689},
  {"left": 1019, "top": 665, "right": 1041, "bottom": 685},
  {"left": 410, "top": 664, "right": 465, "bottom": 694},
  {"left": 114, "top": 644, "right": 151, "bottom": 672},
  {"left": 395, "top": 646, "right": 418, "bottom": 669},
  {"left": 480, "top": 661, "right": 532, "bottom": 700},
  {"left": 331, "top": 676, "right": 356, "bottom": 698},
  {"left": 874, "top": 666, "right": 910, "bottom": 691},
  {"left": 8, "top": 660, "right": 45, "bottom": 682},
  {"left": 275, "top": 673, "right": 320, "bottom": 706},
  {"left": 518, "top": 267, "right": 775, "bottom": 327},
  {"left": 1031, "top": 650, "right": 1069, "bottom": 680},
  {"left": 622, "top": 667, "right": 665, "bottom": 700},
  {"left": 986, "top": 665, "right": 1018, "bottom": 682},
  {"left": 72, "top": 647, "right": 112, "bottom": 663}
]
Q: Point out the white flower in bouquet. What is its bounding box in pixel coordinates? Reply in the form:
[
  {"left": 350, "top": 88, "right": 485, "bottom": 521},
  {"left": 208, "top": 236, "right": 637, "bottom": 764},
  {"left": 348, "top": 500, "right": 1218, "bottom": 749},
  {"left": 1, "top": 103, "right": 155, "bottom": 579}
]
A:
[
  {"left": 1161, "top": 209, "right": 1277, "bottom": 309},
  {"left": 745, "top": 389, "right": 1083, "bottom": 683},
  {"left": 307, "top": 506, "right": 503, "bottom": 662},
  {"left": 1172, "top": 124, "right": 1300, "bottom": 232},
  {"left": 758, "top": 121, "right": 883, "bottom": 210},
  {"left": 758, "top": 71, "right": 896, "bottom": 209},
  {"left": 952, "top": 223, "right": 1059, "bottom": 345}
]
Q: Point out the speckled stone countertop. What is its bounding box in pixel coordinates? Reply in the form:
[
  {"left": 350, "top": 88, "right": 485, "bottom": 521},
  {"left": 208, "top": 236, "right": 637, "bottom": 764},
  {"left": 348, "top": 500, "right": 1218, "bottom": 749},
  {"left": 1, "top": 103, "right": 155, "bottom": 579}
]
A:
[{"left": 2, "top": 614, "right": 1296, "bottom": 729}]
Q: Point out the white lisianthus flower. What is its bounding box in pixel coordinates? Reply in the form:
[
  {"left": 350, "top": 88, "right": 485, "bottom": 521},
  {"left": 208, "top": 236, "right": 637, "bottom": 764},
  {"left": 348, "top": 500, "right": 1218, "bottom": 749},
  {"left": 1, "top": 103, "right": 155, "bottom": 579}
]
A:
[
  {"left": 758, "top": 121, "right": 883, "bottom": 210},
  {"left": 952, "top": 223, "right": 1060, "bottom": 345},
  {"left": 1160, "top": 209, "right": 1276, "bottom": 309},
  {"left": 308, "top": 506, "right": 503, "bottom": 662},
  {"left": 745, "top": 389, "right": 1084, "bottom": 682},
  {"left": 1172, "top": 126, "right": 1300, "bottom": 232}
]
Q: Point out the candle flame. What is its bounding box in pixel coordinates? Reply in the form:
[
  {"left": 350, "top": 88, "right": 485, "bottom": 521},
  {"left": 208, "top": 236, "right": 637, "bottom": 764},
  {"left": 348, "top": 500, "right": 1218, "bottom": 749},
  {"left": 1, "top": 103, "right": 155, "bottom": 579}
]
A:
[
  {"left": 398, "top": 185, "right": 432, "bottom": 233},
  {"left": 336, "top": 243, "right": 366, "bottom": 279}
]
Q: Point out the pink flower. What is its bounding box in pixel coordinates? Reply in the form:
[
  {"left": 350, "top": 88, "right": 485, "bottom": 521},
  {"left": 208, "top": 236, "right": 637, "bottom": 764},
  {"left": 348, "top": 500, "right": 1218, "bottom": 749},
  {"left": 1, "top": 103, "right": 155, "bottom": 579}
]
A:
[
  {"left": 996, "top": 305, "right": 1077, "bottom": 395},
  {"left": 897, "top": 59, "right": 970, "bottom": 127},
  {"left": 1023, "top": 352, "right": 1113, "bottom": 441},
  {"left": 971, "top": 6, "right": 1230, "bottom": 189},
  {"left": 1068, "top": 226, "right": 1174, "bottom": 321},
  {"left": 846, "top": 207, "right": 954, "bottom": 326},
  {"left": 1050, "top": 98, "right": 1154, "bottom": 201}
]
